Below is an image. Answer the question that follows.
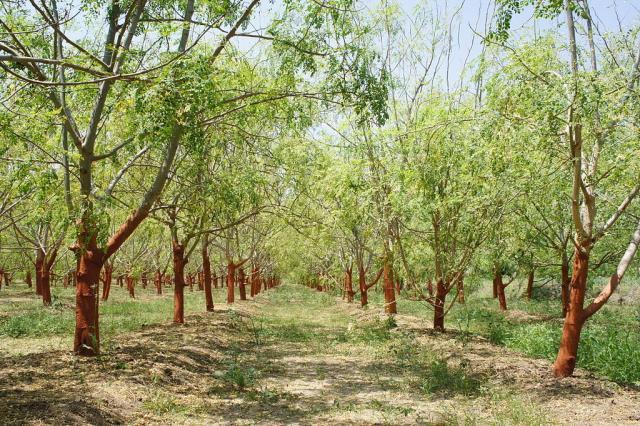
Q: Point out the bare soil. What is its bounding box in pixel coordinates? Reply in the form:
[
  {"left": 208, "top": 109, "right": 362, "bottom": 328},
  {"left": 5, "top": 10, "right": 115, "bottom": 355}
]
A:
[{"left": 1, "top": 285, "right": 639, "bottom": 425}]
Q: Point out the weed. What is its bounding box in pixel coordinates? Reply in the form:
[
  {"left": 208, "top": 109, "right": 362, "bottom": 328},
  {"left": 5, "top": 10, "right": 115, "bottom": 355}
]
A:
[{"left": 420, "top": 359, "right": 482, "bottom": 396}]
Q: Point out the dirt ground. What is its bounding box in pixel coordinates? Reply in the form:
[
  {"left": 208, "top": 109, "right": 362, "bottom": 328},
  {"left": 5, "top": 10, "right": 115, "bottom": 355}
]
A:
[{"left": 1, "top": 284, "right": 639, "bottom": 425}]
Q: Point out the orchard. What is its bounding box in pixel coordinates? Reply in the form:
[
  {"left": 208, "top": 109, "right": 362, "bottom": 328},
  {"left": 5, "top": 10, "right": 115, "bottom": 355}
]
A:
[{"left": 1, "top": 0, "right": 640, "bottom": 424}]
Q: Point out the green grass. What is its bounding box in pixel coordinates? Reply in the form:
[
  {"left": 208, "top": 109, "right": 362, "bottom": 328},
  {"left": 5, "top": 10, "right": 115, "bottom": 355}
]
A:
[
  {"left": 0, "top": 283, "right": 227, "bottom": 344},
  {"left": 334, "top": 279, "right": 640, "bottom": 386}
]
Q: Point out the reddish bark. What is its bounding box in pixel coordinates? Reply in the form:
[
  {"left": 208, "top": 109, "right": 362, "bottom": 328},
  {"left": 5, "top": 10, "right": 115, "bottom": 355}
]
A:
[
  {"left": 172, "top": 241, "right": 187, "bottom": 324},
  {"left": 36, "top": 248, "right": 57, "bottom": 306},
  {"left": 226, "top": 262, "right": 236, "bottom": 304},
  {"left": 202, "top": 243, "right": 214, "bottom": 312},
  {"left": 383, "top": 261, "right": 397, "bottom": 314},
  {"left": 495, "top": 268, "right": 507, "bottom": 311},
  {"left": 126, "top": 275, "right": 135, "bottom": 298},
  {"left": 433, "top": 278, "right": 446, "bottom": 331},
  {"left": 492, "top": 275, "right": 498, "bottom": 298},
  {"left": 101, "top": 263, "right": 113, "bottom": 301},
  {"left": 344, "top": 266, "right": 354, "bottom": 303},
  {"left": 73, "top": 234, "right": 104, "bottom": 356},
  {"left": 526, "top": 269, "right": 534, "bottom": 301},
  {"left": 553, "top": 246, "right": 589, "bottom": 377}
]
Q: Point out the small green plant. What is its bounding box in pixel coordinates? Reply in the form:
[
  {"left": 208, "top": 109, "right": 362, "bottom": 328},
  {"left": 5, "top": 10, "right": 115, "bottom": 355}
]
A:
[
  {"left": 420, "top": 359, "right": 482, "bottom": 396},
  {"left": 222, "top": 362, "right": 257, "bottom": 390}
]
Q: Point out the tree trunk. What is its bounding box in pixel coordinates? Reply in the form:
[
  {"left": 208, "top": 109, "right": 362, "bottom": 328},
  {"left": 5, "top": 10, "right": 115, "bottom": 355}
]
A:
[
  {"left": 141, "top": 273, "right": 148, "bottom": 289},
  {"left": 226, "top": 262, "right": 236, "bottom": 304},
  {"left": 238, "top": 268, "right": 247, "bottom": 300},
  {"left": 155, "top": 269, "right": 163, "bottom": 295},
  {"left": 553, "top": 246, "right": 589, "bottom": 377},
  {"left": 492, "top": 275, "right": 498, "bottom": 298},
  {"left": 345, "top": 267, "right": 354, "bottom": 303},
  {"left": 495, "top": 269, "right": 507, "bottom": 311},
  {"left": 561, "top": 251, "right": 570, "bottom": 317},
  {"left": 358, "top": 263, "right": 368, "bottom": 306},
  {"left": 383, "top": 260, "right": 397, "bottom": 314},
  {"left": 526, "top": 268, "right": 534, "bottom": 300},
  {"left": 41, "top": 262, "right": 52, "bottom": 306},
  {"left": 202, "top": 238, "right": 214, "bottom": 312},
  {"left": 433, "top": 278, "right": 446, "bottom": 331},
  {"left": 101, "top": 264, "right": 113, "bottom": 301},
  {"left": 73, "top": 234, "right": 104, "bottom": 356},
  {"left": 25, "top": 271, "right": 32, "bottom": 288},
  {"left": 126, "top": 275, "right": 135, "bottom": 298},
  {"left": 172, "top": 241, "right": 186, "bottom": 324}
]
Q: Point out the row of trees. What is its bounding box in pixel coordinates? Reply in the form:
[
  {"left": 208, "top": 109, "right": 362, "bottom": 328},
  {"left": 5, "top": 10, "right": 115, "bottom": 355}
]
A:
[{"left": 1, "top": 0, "right": 639, "bottom": 380}]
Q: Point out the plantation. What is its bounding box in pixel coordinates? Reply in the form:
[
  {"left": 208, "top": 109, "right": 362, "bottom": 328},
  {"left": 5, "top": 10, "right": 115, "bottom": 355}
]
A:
[{"left": 2, "top": 0, "right": 640, "bottom": 424}]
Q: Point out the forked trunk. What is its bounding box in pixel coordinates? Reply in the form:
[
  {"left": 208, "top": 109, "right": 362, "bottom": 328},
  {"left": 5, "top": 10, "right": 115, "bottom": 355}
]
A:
[
  {"left": 202, "top": 240, "right": 214, "bottom": 312},
  {"left": 172, "top": 241, "right": 186, "bottom": 324},
  {"left": 383, "top": 261, "right": 397, "bottom": 314},
  {"left": 433, "top": 279, "right": 446, "bottom": 331},
  {"left": 553, "top": 246, "right": 589, "bottom": 377}
]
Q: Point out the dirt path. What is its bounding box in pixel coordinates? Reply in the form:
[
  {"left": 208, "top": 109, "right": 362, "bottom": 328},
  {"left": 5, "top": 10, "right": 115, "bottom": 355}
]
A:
[{"left": 1, "top": 285, "right": 639, "bottom": 425}]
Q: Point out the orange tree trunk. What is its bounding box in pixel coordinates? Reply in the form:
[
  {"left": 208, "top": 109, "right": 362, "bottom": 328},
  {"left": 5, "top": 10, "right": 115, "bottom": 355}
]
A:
[
  {"left": 40, "top": 249, "right": 58, "bottom": 306},
  {"left": 433, "top": 279, "right": 446, "bottom": 331},
  {"left": 126, "top": 275, "right": 135, "bottom": 298},
  {"left": 226, "top": 262, "right": 236, "bottom": 304},
  {"left": 172, "top": 241, "right": 187, "bottom": 324},
  {"left": 345, "top": 267, "right": 354, "bottom": 303},
  {"left": 383, "top": 261, "right": 397, "bottom": 314},
  {"left": 495, "top": 270, "right": 507, "bottom": 311},
  {"left": 561, "top": 251, "right": 570, "bottom": 317},
  {"left": 526, "top": 268, "right": 534, "bottom": 300},
  {"left": 101, "top": 264, "right": 113, "bottom": 301},
  {"left": 492, "top": 275, "right": 498, "bottom": 298},
  {"left": 358, "top": 264, "right": 368, "bottom": 306},
  {"left": 73, "top": 232, "right": 104, "bottom": 356},
  {"left": 250, "top": 266, "right": 259, "bottom": 297},
  {"left": 202, "top": 242, "right": 214, "bottom": 312},
  {"left": 553, "top": 246, "right": 589, "bottom": 377},
  {"left": 238, "top": 268, "right": 247, "bottom": 300}
]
